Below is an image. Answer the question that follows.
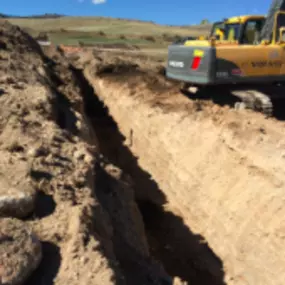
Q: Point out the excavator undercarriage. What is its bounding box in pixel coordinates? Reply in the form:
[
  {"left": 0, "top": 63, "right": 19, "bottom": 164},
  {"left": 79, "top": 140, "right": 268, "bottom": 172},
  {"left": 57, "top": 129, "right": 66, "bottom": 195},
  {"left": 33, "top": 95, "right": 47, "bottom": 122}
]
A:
[
  {"left": 231, "top": 88, "right": 274, "bottom": 116},
  {"left": 180, "top": 82, "right": 285, "bottom": 117}
]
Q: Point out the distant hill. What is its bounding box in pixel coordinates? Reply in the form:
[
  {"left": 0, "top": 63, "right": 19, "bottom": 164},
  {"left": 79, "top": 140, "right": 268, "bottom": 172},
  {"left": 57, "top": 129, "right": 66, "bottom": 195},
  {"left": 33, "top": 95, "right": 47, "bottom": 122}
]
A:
[
  {"left": 7, "top": 15, "right": 211, "bottom": 48},
  {"left": 8, "top": 16, "right": 210, "bottom": 34},
  {"left": 0, "top": 13, "right": 64, "bottom": 19}
]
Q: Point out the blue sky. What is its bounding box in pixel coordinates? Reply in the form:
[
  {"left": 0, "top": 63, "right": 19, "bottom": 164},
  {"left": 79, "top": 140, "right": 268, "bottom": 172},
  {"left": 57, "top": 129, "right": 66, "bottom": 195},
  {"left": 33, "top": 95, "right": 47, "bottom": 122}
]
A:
[{"left": 2, "top": 0, "right": 271, "bottom": 25}]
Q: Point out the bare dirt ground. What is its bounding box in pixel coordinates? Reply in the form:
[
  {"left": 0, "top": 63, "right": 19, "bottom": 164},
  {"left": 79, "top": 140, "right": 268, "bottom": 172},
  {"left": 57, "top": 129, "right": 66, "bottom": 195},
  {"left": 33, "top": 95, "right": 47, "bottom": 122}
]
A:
[
  {"left": 0, "top": 21, "right": 174, "bottom": 285},
  {"left": 66, "top": 48, "right": 285, "bottom": 285},
  {"left": 2, "top": 19, "right": 285, "bottom": 285}
]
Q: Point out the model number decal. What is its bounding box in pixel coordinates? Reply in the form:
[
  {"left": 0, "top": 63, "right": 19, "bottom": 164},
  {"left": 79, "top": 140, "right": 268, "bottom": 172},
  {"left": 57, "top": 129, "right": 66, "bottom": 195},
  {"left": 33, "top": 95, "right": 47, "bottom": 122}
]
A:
[
  {"left": 169, "top": 61, "right": 184, "bottom": 68},
  {"left": 251, "top": 60, "right": 282, "bottom": 68}
]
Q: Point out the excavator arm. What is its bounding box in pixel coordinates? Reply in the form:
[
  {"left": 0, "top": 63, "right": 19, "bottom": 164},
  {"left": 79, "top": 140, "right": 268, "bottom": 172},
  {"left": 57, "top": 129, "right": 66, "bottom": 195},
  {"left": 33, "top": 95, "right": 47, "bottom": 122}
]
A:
[{"left": 260, "top": 0, "right": 285, "bottom": 42}]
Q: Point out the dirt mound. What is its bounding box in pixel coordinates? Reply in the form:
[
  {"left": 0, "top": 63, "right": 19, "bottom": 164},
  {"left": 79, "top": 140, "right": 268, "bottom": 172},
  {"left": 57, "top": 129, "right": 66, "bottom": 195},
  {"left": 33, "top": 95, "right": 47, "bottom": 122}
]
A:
[
  {"left": 0, "top": 21, "right": 45, "bottom": 85},
  {"left": 79, "top": 52, "right": 285, "bottom": 285},
  {"left": 75, "top": 50, "right": 178, "bottom": 94},
  {"left": 0, "top": 21, "right": 173, "bottom": 285},
  {"left": 0, "top": 148, "right": 36, "bottom": 218}
]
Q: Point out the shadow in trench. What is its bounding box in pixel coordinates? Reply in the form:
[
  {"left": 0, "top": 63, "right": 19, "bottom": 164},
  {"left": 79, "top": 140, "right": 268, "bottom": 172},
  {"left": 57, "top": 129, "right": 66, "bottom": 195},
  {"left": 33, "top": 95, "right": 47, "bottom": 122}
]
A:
[
  {"left": 94, "top": 164, "right": 173, "bottom": 285},
  {"left": 71, "top": 65, "right": 166, "bottom": 205},
  {"left": 25, "top": 242, "right": 61, "bottom": 285},
  {"left": 138, "top": 201, "right": 226, "bottom": 285},
  {"left": 71, "top": 66, "right": 226, "bottom": 285}
]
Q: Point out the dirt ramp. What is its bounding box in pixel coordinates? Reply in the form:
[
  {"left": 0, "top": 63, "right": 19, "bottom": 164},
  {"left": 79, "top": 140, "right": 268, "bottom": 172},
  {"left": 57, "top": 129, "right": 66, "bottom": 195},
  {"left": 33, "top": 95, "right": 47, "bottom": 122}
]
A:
[{"left": 83, "top": 61, "right": 285, "bottom": 285}]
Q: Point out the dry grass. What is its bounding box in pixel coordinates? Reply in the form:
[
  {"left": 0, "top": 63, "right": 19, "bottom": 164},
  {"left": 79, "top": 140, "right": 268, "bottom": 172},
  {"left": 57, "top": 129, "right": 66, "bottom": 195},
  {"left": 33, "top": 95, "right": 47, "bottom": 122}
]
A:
[
  {"left": 8, "top": 17, "right": 210, "bottom": 36},
  {"left": 8, "top": 17, "right": 211, "bottom": 47}
]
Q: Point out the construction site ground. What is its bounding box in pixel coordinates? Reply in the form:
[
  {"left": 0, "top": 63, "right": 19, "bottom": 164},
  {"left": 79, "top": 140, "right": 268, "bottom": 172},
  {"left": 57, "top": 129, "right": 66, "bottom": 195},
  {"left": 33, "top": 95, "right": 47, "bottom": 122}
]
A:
[{"left": 0, "top": 21, "right": 285, "bottom": 285}]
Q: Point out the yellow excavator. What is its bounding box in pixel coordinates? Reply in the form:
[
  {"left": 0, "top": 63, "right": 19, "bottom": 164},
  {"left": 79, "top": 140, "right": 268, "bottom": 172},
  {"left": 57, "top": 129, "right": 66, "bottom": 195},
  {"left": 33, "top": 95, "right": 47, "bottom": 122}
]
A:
[{"left": 166, "top": 0, "right": 285, "bottom": 116}]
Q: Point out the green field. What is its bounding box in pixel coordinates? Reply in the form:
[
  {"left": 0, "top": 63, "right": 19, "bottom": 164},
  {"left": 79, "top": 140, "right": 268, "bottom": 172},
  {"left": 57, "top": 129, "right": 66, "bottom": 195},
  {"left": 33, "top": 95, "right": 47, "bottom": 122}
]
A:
[{"left": 8, "top": 17, "right": 211, "bottom": 47}]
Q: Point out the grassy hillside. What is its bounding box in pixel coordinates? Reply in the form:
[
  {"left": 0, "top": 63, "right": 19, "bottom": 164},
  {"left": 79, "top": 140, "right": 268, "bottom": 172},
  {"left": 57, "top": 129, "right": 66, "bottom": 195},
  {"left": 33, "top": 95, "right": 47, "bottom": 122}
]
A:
[{"left": 8, "top": 17, "right": 211, "bottom": 47}]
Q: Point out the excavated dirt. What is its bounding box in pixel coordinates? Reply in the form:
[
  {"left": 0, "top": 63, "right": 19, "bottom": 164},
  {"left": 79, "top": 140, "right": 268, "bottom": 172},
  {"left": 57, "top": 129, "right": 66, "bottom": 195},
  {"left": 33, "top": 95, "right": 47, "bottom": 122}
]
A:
[
  {"left": 68, "top": 50, "right": 285, "bottom": 285},
  {"left": 3, "top": 19, "right": 285, "bottom": 285},
  {"left": 0, "top": 21, "right": 176, "bottom": 285}
]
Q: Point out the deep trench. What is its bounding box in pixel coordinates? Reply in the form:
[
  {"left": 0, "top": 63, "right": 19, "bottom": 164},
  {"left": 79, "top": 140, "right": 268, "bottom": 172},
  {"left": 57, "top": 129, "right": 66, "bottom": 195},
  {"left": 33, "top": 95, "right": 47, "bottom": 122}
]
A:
[{"left": 71, "top": 66, "right": 227, "bottom": 285}]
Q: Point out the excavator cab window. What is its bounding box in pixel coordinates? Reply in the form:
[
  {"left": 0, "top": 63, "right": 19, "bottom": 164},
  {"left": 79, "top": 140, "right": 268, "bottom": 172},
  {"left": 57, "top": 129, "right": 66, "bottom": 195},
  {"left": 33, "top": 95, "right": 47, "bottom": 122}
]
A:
[
  {"left": 223, "top": 23, "right": 241, "bottom": 41},
  {"left": 210, "top": 21, "right": 242, "bottom": 41},
  {"left": 210, "top": 22, "right": 225, "bottom": 39},
  {"left": 240, "top": 19, "right": 265, "bottom": 44}
]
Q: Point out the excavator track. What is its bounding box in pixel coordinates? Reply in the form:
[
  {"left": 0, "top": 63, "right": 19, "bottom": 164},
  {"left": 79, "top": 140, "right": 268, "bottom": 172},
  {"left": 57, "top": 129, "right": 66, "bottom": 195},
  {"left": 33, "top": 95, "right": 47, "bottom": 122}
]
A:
[
  {"left": 231, "top": 84, "right": 285, "bottom": 117},
  {"left": 180, "top": 83, "right": 285, "bottom": 117},
  {"left": 231, "top": 89, "right": 273, "bottom": 117}
]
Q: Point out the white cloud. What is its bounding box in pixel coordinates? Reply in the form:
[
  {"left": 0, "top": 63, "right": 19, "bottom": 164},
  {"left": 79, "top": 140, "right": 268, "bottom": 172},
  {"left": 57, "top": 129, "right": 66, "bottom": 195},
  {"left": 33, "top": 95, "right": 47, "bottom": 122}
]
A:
[{"left": 92, "top": 0, "right": 106, "bottom": 4}]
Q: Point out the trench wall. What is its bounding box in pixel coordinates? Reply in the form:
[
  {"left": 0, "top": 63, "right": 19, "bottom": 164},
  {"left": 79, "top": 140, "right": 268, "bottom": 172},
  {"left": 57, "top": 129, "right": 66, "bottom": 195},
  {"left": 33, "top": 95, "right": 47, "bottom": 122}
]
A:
[{"left": 86, "top": 71, "right": 285, "bottom": 285}]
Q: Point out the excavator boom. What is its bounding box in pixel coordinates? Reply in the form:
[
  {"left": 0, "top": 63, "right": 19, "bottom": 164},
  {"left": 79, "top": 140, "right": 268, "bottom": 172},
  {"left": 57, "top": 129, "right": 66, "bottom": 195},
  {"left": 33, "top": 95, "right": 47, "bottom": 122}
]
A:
[{"left": 260, "top": 0, "right": 285, "bottom": 41}]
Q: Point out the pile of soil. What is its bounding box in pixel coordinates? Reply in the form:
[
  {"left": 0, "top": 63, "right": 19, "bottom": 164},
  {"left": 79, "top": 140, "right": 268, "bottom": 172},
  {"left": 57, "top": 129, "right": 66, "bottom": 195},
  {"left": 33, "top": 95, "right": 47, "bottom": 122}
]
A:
[
  {"left": 68, "top": 48, "right": 179, "bottom": 95},
  {"left": 0, "top": 21, "right": 173, "bottom": 285}
]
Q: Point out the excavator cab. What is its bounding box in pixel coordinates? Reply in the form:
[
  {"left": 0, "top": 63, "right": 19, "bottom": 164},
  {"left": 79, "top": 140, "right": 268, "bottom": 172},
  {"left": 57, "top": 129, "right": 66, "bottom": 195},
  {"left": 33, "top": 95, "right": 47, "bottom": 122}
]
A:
[
  {"left": 209, "top": 16, "right": 266, "bottom": 43},
  {"left": 182, "top": 15, "right": 266, "bottom": 47}
]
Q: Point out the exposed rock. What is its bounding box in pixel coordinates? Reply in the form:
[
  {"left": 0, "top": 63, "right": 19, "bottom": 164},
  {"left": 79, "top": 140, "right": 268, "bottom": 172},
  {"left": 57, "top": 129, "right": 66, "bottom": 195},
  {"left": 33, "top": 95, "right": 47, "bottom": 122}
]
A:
[
  {"left": 0, "top": 218, "right": 42, "bottom": 285},
  {"left": 0, "top": 151, "right": 36, "bottom": 218}
]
